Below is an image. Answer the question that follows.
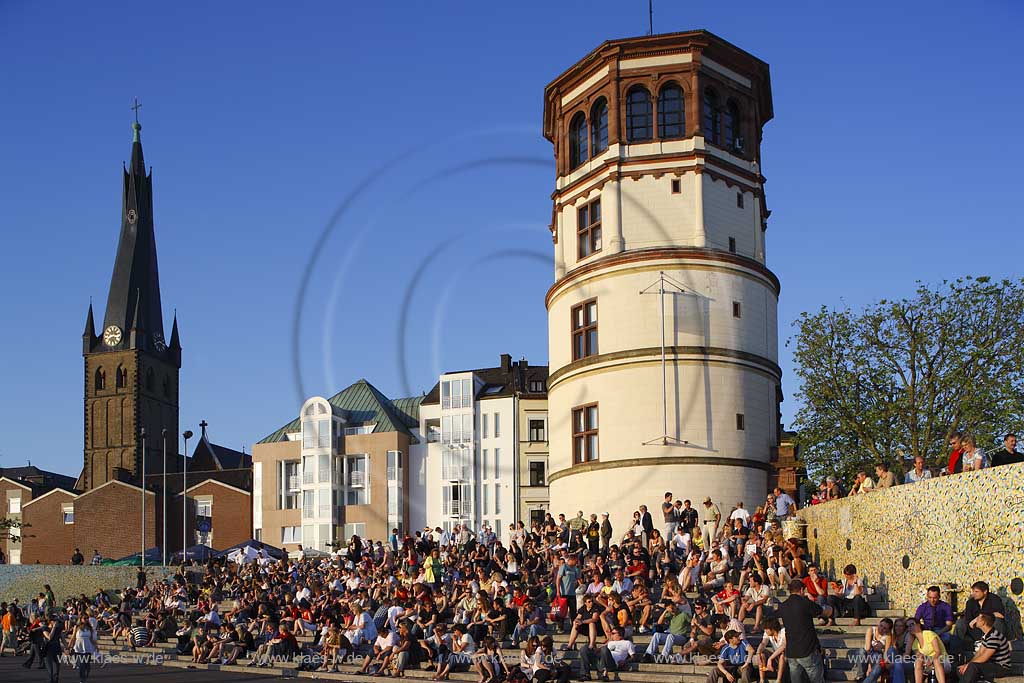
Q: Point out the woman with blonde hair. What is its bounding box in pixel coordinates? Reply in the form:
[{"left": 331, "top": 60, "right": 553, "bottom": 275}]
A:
[{"left": 960, "top": 435, "right": 989, "bottom": 471}]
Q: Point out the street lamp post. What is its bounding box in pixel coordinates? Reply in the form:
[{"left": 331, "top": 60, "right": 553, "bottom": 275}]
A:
[
  {"left": 182, "top": 430, "right": 193, "bottom": 563},
  {"left": 140, "top": 427, "right": 146, "bottom": 568},
  {"left": 162, "top": 428, "right": 167, "bottom": 567}
]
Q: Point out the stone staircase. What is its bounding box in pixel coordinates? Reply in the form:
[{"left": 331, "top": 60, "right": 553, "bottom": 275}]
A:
[{"left": 93, "top": 591, "right": 1024, "bottom": 682}]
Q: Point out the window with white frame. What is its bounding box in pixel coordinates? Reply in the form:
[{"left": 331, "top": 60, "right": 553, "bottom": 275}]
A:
[
  {"left": 387, "top": 450, "right": 402, "bottom": 482},
  {"left": 482, "top": 414, "right": 489, "bottom": 438},
  {"left": 344, "top": 424, "right": 374, "bottom": 435},
  {"left": 343, "top": 522, "right": 366, "bottom": 541},
  {"left": 346, "top": 455, "right": 369, "bottom": 505},
  {"left": 494, "top": 447, "right": 500, "bottom": 478},
  {"left": 318, "top": 453, "right": 330, "bottom": 483},
  {"left": 281, "top": 461, "right": 300, "bottom": 509},
  {"left": 317, "top": 419, "right": 330, "bottom": 448},
  {"left": 442, "top": 447, "right": 471, "bottom": 481},
  {"left": 8, "top": 496, "right": 21, "bottom": 514},
  {"left": 494, "top": 484, "right": 501, "bottom": 514},
  {"left": 302, "top": 421, "right": 315, "bottom": 448},
  {"left": 483, "top": 485, "right": 489, "bottom": 514},
  {"left": 528, "top": 419, "right": 546, "bottom": 442},
  {"left": 494, "top": 413, "right": 501, "bottom": 437},
  {"left": 302, "top": 490, "right": 314, "bottom": 518},
  {"left": 482, "top": 449, "right": 489, "bottom": 479},
  {"left": 282, "top": 526, "right": 300, "bottom": 544},
  {"left": 62, "top": 503, "right": 74, "bottom": 525},
  {"left": 442, "top": 483, "right": 471, "bottom": 516},
  {"left": 302, "top": 455, "right": 315, "bottom": 484}
]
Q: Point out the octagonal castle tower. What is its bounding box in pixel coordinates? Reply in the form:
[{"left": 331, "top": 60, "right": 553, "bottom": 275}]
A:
[{"left": 542, "top": 31, "right": 781, "bottom": 527}]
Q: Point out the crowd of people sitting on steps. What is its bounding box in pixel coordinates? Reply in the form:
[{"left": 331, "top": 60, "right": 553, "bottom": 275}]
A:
[{"left": 0, "top": 487, "right": 1018, "bottom": 683}]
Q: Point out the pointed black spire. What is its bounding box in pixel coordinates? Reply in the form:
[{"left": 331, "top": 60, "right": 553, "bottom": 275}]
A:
[
  {"left": 101, "top": 118, "right": 164, "bottom": 350},
  {"left": 169, "top": 312, "right": 180, "bottom": 349},
  {"left": 82, "top": 302, "right": 96, "bottom": 354}
]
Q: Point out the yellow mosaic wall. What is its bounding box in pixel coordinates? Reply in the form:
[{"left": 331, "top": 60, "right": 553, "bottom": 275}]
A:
[{"left": 799, "top": 462, "right": 1024, "bottom": 629}]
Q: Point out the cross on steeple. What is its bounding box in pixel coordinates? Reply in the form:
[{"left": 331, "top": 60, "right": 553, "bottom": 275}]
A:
[
  {"left": 199, "top": 420, "right": 209, "bottom": 439},
  {"left": 131, "top": 97, "right": 142, "bottom": 123}
]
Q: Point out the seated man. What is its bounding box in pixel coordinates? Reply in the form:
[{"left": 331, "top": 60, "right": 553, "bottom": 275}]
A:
[
  {"left": 713, "top": 581, "right": 741, "bottom": 619},
  {"left": 625, "top": 583, "right": 653, "bottom": 634},
  {"left": 358, "top": 624, "right": 398, "bottom": 675},
  {"left": 953, "top": 581, "right": 1007, "bottom": 653},
  {"left": 578, "top": 627, "right": 635, "bottom": 682},
  {"left": 753, "top": 618, "right": 786, "bottom": 683},
  {"left": 705, "top": 550, "right": 729, "bottom": 591},
  {"left": 510, "top": 598, "right": 547, "bottom": 647},
  {"left": 956, "top": 614, "right": 1014, "bottom": 683},
  {"left": 913, "top": 586, "right": 953, "bottom": 647},
  {"left": 802, "top": 564, "right": 829, "bottom": 607},
  {"left": 643, "top": 600, "right": 691, "bottom": 663},
  {"left": 564, "top": 595, "right": 601, "bottom": 651},
  {"left": 738, "top": 575, "right": 772, "bottom": 631},
  {"left": 706, "top": 630, "right": 755, "bottom": 683},
  {"left": 680, "top": 604, "right": 723, "bottom": 659}
]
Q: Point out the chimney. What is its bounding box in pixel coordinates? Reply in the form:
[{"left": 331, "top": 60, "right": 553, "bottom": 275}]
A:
[{"left": 500, "top": 354, "right": 512, "bottom": 372}]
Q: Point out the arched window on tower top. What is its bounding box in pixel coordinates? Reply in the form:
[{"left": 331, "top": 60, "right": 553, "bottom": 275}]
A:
[
  {"left": 94, "top": 367, "right": 106, "bottom": 392},
  {"left": 625, "top": 85, "right": 653, "bottom": 142},
  {"left": 145, "top": 367, "right": 155, "bottom": 392},
  {"left": 590, "top": 98, "right": 608, "bottom": 154},
  {"left": 115, "top": 365, "right": 127, "bottom": 389},
  {"left": 703, "top": 88, "right": 721, "bottom": 145},
  {"left": 569, "top": 112, "right": 588, "bottom": 170},
  {"left": 657, "top": 83, "right": 685, "bottom": 139},
  {"left": 724, "top": 99, "right": 741, "bottom": 151}
]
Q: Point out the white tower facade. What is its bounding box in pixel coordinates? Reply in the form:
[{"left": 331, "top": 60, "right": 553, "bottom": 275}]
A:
[{"left": 542, "top": 31, "right": 781, "bottom": 529}]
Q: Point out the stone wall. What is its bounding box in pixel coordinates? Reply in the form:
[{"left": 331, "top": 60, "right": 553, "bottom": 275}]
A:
[
  {"left": 799, "top": 462, "right": 1024, "bottom": 632},
  {"left": 0, "top": 565, "right": 176, "bottom": 606}
]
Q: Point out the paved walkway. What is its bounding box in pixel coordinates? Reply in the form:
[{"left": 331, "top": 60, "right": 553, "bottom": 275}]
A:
[{"left": 0, "top": 655, "right": 287, "bottom": 683}]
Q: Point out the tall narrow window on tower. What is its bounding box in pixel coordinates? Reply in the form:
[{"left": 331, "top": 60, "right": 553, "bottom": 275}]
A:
[
  {"left": 703, "top": 89, "right": 721, "bottom": 145},
  {"left": 577, "top": 199, "right": 602, "bottom": 259},
  {"left": 571, "top": 300, "right": 598, "bottom": 361},
  {"left": 569, "top": 112, "right": 588, "bottom": 169},
  {"left": 94, "top": 367, "right": 106, "bottom": 391},
  {"left": 625, "top": 85, "right": 653, "bottom": 142},
  {"left": 572, "top": 404, "right": 599, "bottom": 463},
  {"left": 724, "top": 100, "right": 741, "bottom": 150},
  {"left": 590, "top": 98, "right": 609, "bottom": 154},
  {"left": 657, "top": 83, "right": 685, "bottom": 139}
]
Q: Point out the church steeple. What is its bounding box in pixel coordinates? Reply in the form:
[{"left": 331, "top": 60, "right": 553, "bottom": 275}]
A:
[{"left": 101, "top": 118, "right": 165, "bottom": 352}]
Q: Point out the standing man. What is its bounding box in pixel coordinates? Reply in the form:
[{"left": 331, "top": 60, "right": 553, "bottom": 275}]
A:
[
  {"left": 991, "top": 433, "right": 1024, "bottom": 467},
  {"left": 775, "top": 580, "right": 833, "bottom": 683},
  {"left": 639, "top": 505, "right": 654, "bottom": 546},
  {"left": 557, "top": 554, "right": 582, "bottom": 625},
  {"left": 678, "top": 500, "right": 699, "bottom": 538},
  {"left": 699, "top": 498, "right": 721, "bottom": 552},
  {"left": 773, "top": 488, "right": 796, "bottom": 520},
  {"left": 70, "top": 547, "right": 85, "bottom": 565},
  {"left": 599, "top": 513, "right": 613, "bottom": 555},
  {"left": 42, "top": 613, "right": 64, "bottom": 683},
  {"left": 661, "top": 492, "right": 679, "bottom": 543}
]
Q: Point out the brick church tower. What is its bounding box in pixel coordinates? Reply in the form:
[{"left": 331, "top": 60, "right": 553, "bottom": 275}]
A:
[{"left": 81, "top": 119, "right": 181, "bottom": 490}]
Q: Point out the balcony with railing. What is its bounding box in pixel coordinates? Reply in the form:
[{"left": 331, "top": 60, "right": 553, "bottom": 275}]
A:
[
  {"left": 287, "top": 475, "right": 301, "bottom": 492},
  {"left": 349, "top": 471, "right": 365, "bottom": 487},
  {"left": 443, "top": 500, "right": 469, "bottom": 516}
]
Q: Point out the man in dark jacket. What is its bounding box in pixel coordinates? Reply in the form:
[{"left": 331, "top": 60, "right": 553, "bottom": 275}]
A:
[
  {"left": 599, "top": 513, "right": 613, "bottom": 555},
  {"left": 22, "top": 616, "right": 46, "bottom": 669},
  {"left": 42, "top": 614, "right": 63, "bottom": 683}
]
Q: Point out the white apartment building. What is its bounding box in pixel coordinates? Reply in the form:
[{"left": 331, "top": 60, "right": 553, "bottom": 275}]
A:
[{"left": 419, "top": 355, "right": 548, "bottom": 541}]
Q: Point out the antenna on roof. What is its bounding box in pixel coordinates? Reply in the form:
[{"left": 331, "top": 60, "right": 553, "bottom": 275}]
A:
[{"left": 648, "top": 0, "right": 653, "bottom": 35}]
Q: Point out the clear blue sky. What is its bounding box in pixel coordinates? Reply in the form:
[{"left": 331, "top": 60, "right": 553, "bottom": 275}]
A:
[{"left": 2, "top": 1, "right": 1022, "bottom": 474}]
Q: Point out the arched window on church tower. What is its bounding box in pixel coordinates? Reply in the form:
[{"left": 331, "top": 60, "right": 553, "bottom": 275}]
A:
[
  {"left": 94, "top": 367, "right": 106, "bottom": 391},
  {"left": 569, "top": 112, "right": 588, "bottom": 170},
  {"left": 163, "top": 376, "right": 171, "bottom": 398},
  {"left": 145, "top": 367, "right": 155, "bottom": 392},
  {"left": 115, "top": 365, "right": 127, "bottom": 389}
]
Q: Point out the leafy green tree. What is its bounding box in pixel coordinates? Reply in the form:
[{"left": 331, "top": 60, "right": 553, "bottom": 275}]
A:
[
  {"left": 790, "top": 276, "right": 1024, "bottom": 483},
  {"left": 1, "top": 517, "right": 30, "bottom": 543}
]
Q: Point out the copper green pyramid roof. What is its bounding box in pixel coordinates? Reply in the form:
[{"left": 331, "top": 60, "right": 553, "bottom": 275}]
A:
[{"left": 257, "top": 379, "right": 422, "bottom": 445}]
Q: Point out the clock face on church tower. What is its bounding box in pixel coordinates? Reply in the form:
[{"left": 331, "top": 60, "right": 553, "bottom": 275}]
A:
[
  {"left": 103, "top": 325, "right": 122, "bottom": 347},
  {"left": 127, "top": 209, "right": 138, "bottom": 224}
]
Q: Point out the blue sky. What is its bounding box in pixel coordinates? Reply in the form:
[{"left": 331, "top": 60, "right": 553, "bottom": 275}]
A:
[{"left": 2, "top": 1, "right": 1022, "bottom": 474}]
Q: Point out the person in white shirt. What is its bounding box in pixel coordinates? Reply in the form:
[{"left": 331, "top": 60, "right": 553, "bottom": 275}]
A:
[
  {"left": 904, "top": 455, "right": 933, "bottom": 483},
  {"left": 579, "top": 626, "right": 635, "bottom": 680},
  {"left": 738, "top": 575, "right": 772, "bottom": 631},
  {"left": 672, "top": 528, "right": 692, "bottom": 560},
  {"left": 359, "top": 626, "right": 398, "bottom": 675},
  {"left": 729, "top": 503, "right": 751, "bottom": 527},
  {"left": 754, "top": 618, "right": 787, "bottom": 683},
  {"left": 436, "top": 624, "right": 476, "bottom": 678},
  {"left": 345, "top": 606, "right": 377, "bottom": 646},
  {"left": 295, "top": 583, "right": 311, "bottom": 604}
]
